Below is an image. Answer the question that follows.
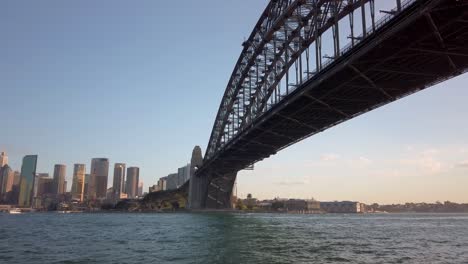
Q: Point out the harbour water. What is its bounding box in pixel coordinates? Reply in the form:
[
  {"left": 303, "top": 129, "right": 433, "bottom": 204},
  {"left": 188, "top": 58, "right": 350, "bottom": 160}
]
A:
[{"left": 1, "top": 213, "right": 467, "bottom": 263}]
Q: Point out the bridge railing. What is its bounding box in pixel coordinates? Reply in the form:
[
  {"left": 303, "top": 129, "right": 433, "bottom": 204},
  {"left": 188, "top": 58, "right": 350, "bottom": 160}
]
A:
[
  {"left": 262, "top": 0, "right": 419, "bottom": 114},
  {"left": 338, "top": 0, "right": 417, "bottom": 63}
]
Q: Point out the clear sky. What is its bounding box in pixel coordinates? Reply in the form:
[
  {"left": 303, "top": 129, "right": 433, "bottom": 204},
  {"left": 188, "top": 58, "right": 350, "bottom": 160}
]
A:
[{"left": 1, "top": 1, "right": 467, "bottom": 204}]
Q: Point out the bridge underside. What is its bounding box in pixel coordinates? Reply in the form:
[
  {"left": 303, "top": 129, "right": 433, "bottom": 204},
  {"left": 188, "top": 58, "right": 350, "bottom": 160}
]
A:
[{"left": 194, "top": 0, "right": 468, "bottom": 209}]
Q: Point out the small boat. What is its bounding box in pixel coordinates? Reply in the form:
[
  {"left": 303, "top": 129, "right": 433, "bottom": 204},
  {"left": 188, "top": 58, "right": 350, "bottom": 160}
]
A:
[{"left": 8, "top": 208, "right": 22, "bottom": 214}]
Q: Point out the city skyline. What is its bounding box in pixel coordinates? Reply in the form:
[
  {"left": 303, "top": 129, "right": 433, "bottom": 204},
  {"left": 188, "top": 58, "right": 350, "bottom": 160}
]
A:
[{"left": 2, "top": 0, "right": 468, "bottom": 204}]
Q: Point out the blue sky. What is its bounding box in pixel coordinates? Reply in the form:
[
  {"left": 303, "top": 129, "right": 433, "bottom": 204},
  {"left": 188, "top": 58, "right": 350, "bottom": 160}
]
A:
[{"left": 1, "top": 1, "right": 467, "bottom": 203}]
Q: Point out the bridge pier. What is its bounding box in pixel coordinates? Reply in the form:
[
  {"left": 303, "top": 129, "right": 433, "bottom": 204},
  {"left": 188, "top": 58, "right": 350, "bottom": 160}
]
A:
[{"left": 188, "top": 170, "right": 237, "bottom": 210}]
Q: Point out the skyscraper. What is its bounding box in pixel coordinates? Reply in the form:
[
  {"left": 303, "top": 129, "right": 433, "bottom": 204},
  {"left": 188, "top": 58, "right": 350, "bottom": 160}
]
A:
[
  {"left": 71, "top": 164, "right": 86, "bottom": 201},
  {"left": 112, "top": 163, "right": 126, "bottom": 201},
  {"left": 126, "top": 167, "right": 139, "bottom": 199},
  {"left": 83, "top": 173, "right": 90, "bottom": 199},
  {"left": 53, "top": 164, "right": 66, "bottom": 195},
  {"left": 34, "top": 173, "right": 49, "bottom": 197},
  {"left": 18, "top": 155, "right": 38, "bottom": 207},
  {"left": 13, "top": 171, "right": 20, "bottom": 186},
  {"left": 177, "top": 164, "right": 191, "bottom": 187},
  {"left": 0, "top": 165, "right": 14, "bottom": 201},
  {"left": 138, "top": 182, "right": 144, "bottom": 197},
  {"left": 89, "top": 158, "right": 109, "bottom": 200},
  {"left": 36, "top": 177, "right": 54, "bottom": 197},
  {"left": 0, "top": 152, "right": 8, "bottom": 167}
]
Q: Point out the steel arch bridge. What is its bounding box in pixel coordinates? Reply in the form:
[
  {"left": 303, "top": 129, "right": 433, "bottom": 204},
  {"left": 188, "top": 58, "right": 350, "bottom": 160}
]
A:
[{"left": 188, "top": 0, "right": 468, "bottom": 209}]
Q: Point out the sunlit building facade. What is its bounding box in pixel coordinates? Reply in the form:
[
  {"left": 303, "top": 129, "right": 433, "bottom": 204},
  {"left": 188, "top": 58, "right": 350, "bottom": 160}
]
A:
[
  {"left": 0, "top": 152, "right": 8, "bottom": 167},
  {"left": 53, "top": 164, "right": 66, "bottom": 195},
  {"left": 18, "top": 155, "right": 38, "bottom": 207},
  {"left": 71, "top": 164, "right": 86, "bottom": 201}
]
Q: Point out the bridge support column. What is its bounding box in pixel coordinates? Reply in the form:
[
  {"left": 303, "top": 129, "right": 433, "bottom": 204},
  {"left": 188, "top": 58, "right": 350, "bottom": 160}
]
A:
[
  {"left": 188, "top": 170, "right": 237, "bottom": 210},
  {"left": 188, "top": 172, "right": 209, "bottom": 209}
]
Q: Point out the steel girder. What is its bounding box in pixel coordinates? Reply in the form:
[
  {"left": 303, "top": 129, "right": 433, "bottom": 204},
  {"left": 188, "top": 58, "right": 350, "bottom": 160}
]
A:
[{"left": 205, "top": 0, "right": 376, "bottom": 162}]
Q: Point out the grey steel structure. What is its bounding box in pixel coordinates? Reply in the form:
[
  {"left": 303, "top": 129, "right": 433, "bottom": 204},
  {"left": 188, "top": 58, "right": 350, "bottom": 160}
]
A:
[{"left": 188, "top": 0, "right": 468, "bottom": 209}]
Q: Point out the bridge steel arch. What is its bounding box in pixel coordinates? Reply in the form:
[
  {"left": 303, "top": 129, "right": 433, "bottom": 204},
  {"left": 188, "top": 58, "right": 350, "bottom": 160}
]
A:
[
  {"left": 188, "top": 0, "right": 468, "bottom": 209},
  {"left": 205, "top": 0, "right": 375, "bottom": 162}
]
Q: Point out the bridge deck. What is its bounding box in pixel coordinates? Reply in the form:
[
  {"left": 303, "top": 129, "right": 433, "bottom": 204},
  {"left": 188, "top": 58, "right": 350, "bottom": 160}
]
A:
[{"left": 200, "top": 0, "right": 468, "bottom": 178}]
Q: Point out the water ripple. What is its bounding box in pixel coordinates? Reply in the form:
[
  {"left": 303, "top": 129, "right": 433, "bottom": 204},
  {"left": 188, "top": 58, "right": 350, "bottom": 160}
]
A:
[{"left": 1, "top": 213, "right": 468, "bottom": 263}]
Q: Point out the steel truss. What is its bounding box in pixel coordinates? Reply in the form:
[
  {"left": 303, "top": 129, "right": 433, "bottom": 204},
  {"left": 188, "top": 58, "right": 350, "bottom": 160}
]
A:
[{"left": 205, "top": 0, "right": 406, "bottom": 162}]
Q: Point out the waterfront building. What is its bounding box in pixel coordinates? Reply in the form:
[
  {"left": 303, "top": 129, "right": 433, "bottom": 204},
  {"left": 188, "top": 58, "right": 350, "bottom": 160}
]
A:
[
  {"left": 83, "top": 173, "right": 90, "bottom": 199},
  {"left": 319, "top": 201, "right": 364, "bottom": 213},
  {"left": 158, "top": 177, "right": 167, "bottom": 191},
  {"left": 89, "top": 158, "right": 109, "bottom": 200},
  {"left": 106, "top": 187, "right": 113, "bottom": 200},
  {"left": 112, "top": 163, "right": 126, "bottom": 201},
  {"left": 0, "top": 152, "right": 8, "bottom": 167},
  {"left": 284, "top": 199, "right": 320, "bottom": 212},
  {"left": 126, "top": 167, "right": 139, "bottom": 199},
  {"left": 36, "top": 177, "right": 54, "bottom": 197},
  {"left": 149, "top": 184, "right": 160, "bottom": 193},
  {"left": 34, "top": 173, "right": 49, "bottom": 197},
  {"left": 13, "top": 171, "right": 20, "bottom": 186},
  {"left": 18, "top": 155, "right": 38, "bottom": 207},
  {"left": 53, "top": 164, "right": 66, "bottom": 195},
  {"left": 166, "top": 173, "right": 178, "bottom": 190},
  {"left": 138, "top": 182, "right": 143, "bottom": 197},
  {"left": 177, "top": 164, "right": 191, "bottom": 187},
  {"left": 0, "top": 165, "right": 14, "bottom": 201},
  {"left": 71, "top": 164, "right": 86, "bottom": 201}
]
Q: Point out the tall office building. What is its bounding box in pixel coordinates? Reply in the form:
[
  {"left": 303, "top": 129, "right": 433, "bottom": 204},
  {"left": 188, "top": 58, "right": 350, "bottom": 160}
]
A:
[
  {"left": 0, "top": 152, "right": 8, "bottom": 167},
  {"left": 166, "top": 173, "right": 178, "bottom": 190},
  {"left": 0, "top": 165, "right": 14, "bottom": 201},
  {"left": 126, "top": 167, "right": 139, "bottom": 198},
  {"left": 36, "top": 177, "right": 54, "bottom": 197},
  {"left": 13, "top": 171, "right": 20, "bottom": 186},
  {"left": 34, "top": 173, "right": 49, "bottom": 197},
  {"left": 89, "top": 158, "right": 109, "bottom": 200},
  {"left": 138, "top": 182, "right": 144, "bottom": 197},
  {"left": 18, "top": 155, "right": 38, "bottom": 207},
  {"left": 112, "top": 163, "right": 126, "bottom": 201},
  {"left": 71, "top": 164, "right": 86, "bottom": 201},
  {"left": 177, "top": 164, "right": 191, "bottom": 187},
  {"left": 83, "top": 173, "right": 90, "bottom": 199},
  {"left": 53, "top": 164, "right": 66, "bottom": 195}
]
